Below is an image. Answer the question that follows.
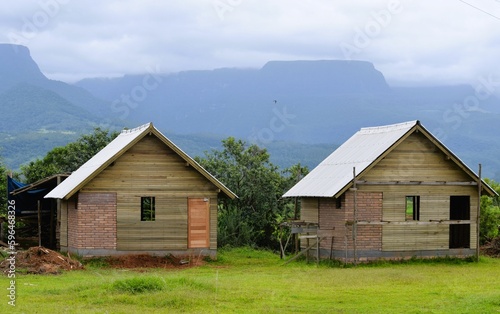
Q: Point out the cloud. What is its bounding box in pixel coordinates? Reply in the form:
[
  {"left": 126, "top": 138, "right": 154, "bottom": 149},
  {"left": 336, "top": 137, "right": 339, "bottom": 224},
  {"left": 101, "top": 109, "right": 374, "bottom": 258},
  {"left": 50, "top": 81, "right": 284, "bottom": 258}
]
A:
[{"left": 0, "top": 0, "right": 498, "bottom": 85}]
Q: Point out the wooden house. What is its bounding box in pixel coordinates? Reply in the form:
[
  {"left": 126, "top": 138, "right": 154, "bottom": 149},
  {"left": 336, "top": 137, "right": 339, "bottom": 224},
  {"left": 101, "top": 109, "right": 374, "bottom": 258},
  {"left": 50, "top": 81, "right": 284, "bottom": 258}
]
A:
[
  {"left": 283, "top": 120, "right": 497, "bottom": 262},
  {"left": 45, "top": 123, "right": 236, "bottom": 257}
]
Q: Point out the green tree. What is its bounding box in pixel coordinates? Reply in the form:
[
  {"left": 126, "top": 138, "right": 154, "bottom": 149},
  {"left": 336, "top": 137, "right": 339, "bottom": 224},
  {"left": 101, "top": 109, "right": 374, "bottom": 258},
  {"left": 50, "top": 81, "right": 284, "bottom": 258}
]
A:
[
  {"left": 20, "top": 128, "right": 118, "bottom": 183},
  {"left": 480, "top": 178, "right": 500, "bottom": 244},
  {"left": 196, "top": 137, "right": 308, "bottom": 249},
  {"left": 0, "top": 160, "right": 8, "bottom": 216}
]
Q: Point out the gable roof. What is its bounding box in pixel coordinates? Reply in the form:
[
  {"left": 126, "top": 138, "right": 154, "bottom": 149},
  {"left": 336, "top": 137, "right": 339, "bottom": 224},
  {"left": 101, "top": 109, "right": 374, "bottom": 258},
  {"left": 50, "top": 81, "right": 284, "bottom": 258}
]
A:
[
  {"left": 45, "top": 123, "right": 237, "bottom": 200},
  {"left": 283, "top": 120, "right": 497, "bottom": 198}
]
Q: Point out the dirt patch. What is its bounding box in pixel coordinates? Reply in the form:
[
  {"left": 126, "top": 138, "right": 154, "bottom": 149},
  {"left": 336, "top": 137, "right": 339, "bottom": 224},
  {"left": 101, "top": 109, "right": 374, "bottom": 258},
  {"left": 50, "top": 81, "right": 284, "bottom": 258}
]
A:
[
  {"left": 0, "top": 246, "right": 84, "bottom": 275},
  {"left": 0, "top": 247, "right": 208, "bottom": 274},
  {"left": 101, "top": 253, "right": 205, "bottom": 269},
  {"left": 482, "top": 237, "right": 500, "bottom": 258}
]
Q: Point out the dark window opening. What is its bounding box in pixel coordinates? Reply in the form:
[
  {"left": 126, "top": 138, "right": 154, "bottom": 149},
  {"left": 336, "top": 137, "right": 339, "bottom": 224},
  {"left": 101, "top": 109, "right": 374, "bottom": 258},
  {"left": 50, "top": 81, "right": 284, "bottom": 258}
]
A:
[
  {"left": 449, "top": 196, "right": 470, "bottom": 248},
  {"left": 450, "top": 196, "right": 470, "bottom": 220},
  {"left": 405, "top": 196, "right": 420, "bottom": 221},
  {"left": 335, "top": 196, "right": 342, "bottom": 209},
  {"left": 141, "top": 196, "right": 155, "bottom": 221}
]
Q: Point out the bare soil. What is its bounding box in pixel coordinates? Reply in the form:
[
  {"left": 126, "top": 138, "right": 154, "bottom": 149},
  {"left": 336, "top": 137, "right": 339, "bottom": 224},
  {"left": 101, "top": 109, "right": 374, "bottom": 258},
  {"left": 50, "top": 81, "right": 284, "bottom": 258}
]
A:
[
  {"left": 482, "top": 237, "right": 500, "bottom": 258},
  {"left": 101, "top": 253, "right": 205, "bottom": 269},
  {"left": 0, "top": 246, "right": 84, "bottom": 275},
  {"left": 1, "top": 247, "right": 207, "bottom": 275}
]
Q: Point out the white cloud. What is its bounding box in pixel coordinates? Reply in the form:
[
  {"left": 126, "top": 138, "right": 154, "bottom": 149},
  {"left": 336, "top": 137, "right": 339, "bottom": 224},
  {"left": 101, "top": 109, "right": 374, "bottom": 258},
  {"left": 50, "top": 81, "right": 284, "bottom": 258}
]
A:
[{"left": 0, "top": 0, "right": 498, "bottom": 85}]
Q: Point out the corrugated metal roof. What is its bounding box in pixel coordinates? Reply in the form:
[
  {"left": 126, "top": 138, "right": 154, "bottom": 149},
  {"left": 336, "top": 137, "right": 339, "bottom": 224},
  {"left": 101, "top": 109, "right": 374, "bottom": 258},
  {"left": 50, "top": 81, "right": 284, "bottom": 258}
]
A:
[
  {"left": 283, "top": 120, "right": 418, "bottom": 198},
  {"left": 283, "top": 120, "right": 498, "bottom": 198},
  {"left": 45, "top": 122, "right": 237, "bottom": 200}
]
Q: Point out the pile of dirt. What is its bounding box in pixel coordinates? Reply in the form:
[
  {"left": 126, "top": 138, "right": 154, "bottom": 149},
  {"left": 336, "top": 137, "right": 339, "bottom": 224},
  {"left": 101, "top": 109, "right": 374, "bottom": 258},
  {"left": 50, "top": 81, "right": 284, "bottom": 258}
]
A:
[
  {"left": 103, "top": 253, "right": 205, "bottom": 269},
  {"left": 0, "top": 246, "right": 84, "bottom": 275},
  {"left": 482, "top": 237, "right": 500, "bottom": 258}
]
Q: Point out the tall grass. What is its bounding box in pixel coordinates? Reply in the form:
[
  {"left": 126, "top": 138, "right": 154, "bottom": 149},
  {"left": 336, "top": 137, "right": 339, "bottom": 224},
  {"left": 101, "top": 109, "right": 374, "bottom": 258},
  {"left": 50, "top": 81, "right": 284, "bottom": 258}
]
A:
[{"left": 1, "top": 248, "right": 499, "bottom": 313}]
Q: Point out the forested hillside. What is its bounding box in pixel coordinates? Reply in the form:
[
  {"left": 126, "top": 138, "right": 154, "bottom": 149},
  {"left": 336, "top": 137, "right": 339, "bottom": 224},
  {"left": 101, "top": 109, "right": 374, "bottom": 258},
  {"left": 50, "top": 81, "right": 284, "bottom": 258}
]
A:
[{"left": 1, "top": 44, "right": 499, "bottom": 180}]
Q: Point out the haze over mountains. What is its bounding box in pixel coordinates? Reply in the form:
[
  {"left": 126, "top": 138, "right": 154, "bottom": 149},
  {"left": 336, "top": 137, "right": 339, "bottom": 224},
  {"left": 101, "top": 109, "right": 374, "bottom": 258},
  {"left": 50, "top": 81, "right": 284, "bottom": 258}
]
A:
[{"left": 1, "top": 44, "right": 499, "bottom": 180}]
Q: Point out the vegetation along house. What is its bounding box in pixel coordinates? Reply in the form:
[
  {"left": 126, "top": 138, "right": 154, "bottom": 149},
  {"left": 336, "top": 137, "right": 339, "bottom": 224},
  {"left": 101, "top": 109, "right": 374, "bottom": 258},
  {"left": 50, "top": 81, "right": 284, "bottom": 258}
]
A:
[
  {"left": 283, "top": 120, "right": 497, "bottom": 262},
  {"left": 45, "top": 123, "right": 237, "bottom": 257}
]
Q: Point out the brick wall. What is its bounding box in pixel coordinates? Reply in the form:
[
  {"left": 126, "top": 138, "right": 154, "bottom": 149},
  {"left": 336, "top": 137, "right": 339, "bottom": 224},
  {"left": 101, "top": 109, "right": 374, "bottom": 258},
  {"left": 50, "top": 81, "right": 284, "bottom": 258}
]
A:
[
  {"left": 68, "top": 192, "right": 117, "bottom": 250},
  {"left": 318, "top": 197, "right": 344, "bottom": 251},
  {"left": 345, "top": 191, "right": 383, "bottom": 251},
  {"left": 317, "top": 191, "right": 383, "bottom": 254}
]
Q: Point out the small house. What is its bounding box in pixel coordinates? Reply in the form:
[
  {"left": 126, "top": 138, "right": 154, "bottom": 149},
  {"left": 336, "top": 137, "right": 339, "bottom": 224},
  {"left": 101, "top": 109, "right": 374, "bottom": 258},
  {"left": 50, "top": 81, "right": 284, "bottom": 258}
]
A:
[
  {"left": 283, "top": 120, "right": 497, "bottom": 262},
  {"left": 45, "top": 123, "right": 236, "bottom": 257}
]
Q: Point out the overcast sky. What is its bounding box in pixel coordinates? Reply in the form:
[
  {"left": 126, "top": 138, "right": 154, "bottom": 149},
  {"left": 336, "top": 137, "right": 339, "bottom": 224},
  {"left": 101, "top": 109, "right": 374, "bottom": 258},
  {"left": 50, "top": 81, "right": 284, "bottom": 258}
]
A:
[{"left": 1, "top": 0, "right": 499, "bottom": 86}]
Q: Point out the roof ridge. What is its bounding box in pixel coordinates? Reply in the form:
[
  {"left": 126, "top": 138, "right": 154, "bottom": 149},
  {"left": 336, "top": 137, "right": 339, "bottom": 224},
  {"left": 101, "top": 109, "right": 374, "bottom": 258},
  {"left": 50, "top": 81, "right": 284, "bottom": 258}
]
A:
[
  {"left": 359, "top": 120, "right": 418, "bottom": 134},
  {"left": 120, "top": 122, "right": 152, "bottom": 134}
]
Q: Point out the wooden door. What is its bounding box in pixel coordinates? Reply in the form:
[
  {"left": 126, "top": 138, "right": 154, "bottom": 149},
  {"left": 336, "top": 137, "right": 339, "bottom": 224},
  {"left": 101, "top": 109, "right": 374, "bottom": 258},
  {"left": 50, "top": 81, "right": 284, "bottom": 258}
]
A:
[{"left": 188, "top": 198, "right": 210, "bottom": 248}]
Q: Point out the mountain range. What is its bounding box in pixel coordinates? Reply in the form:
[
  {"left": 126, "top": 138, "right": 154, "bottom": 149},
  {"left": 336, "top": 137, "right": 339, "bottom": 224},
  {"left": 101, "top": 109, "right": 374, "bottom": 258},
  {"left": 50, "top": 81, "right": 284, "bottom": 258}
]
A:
[{"left": 1, "top": 44, "right": 499, "bottom": 181}]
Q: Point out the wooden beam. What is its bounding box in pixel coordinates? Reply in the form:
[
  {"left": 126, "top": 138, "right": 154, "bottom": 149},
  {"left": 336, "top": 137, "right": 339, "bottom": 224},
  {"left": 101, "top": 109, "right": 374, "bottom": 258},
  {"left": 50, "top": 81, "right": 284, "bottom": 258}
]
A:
[
  {"left": 283, "top": 237, "right": 325, "bottom": 265},
  {"left": 355, "top": 180, "right": 478, "bottom": 186},
  {"left": 38, "top": 200, "right": 42, "bottom": 247},
  {"left": 476, "top": 164, "right": 482, "bottom": 262},
  {"left": 353, "top": 167, "right": 358, "bottom": 266}
]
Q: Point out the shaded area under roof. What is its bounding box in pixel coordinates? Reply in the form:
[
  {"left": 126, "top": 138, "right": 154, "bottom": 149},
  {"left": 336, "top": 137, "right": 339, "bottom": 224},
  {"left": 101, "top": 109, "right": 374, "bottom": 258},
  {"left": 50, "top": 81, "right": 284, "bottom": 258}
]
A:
[{"left": 8, "top": 174, "right": 68, "bottom": 216}]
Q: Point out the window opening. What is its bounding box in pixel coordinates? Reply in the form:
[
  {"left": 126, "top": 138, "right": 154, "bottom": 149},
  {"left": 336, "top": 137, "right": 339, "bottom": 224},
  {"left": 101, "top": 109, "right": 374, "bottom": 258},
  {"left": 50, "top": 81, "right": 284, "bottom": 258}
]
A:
[
  {"left": 141, "top": 196, "right": 155, "bottom": 221},
  {"left": 405, "top": 196, "right": 420, "bottom": 221}
]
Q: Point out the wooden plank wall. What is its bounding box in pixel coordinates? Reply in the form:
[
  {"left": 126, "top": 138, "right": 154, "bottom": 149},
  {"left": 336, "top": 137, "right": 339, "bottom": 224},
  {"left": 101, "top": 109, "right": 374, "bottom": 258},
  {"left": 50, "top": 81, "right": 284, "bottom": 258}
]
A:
[
  {"left": 59, "top": 200, "right": 68, "bottom": 249},
  {"left": 301, "top": 198, "right": 319, "bottom": 223},
  {"left": 59, "top": 196, "right": 76, "bottom": 251},
  {"left": 80, "top": 135, "right": 219, "bottom": 251},
  {"left": 360, "top": 132, "right": 478, "bottom": 251}
]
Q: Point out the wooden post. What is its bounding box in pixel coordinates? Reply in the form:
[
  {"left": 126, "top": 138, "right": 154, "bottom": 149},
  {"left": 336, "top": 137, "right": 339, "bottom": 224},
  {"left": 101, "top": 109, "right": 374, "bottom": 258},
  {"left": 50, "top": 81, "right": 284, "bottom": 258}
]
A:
[
  {"left": 306, "top": 236, "right": 310, "bottom": 263},
  {"left": 476, "top": 164, "right": 482, "bottom": 262},
  {"left": 49, "top": 200, "right": 55, "bottom": 249},
  {"left": 316, "top": 236, "right": 320, "bottom": 265},
  {"left": 352, "top": 167, "right": 358, "bottom": 266},
  {"left": 293, "top": 165, "right": 301, "bottom": 254},
  {"left": 344, "top": 224, "right": 348, "bottom": 264},
  {"left": 293, "top": 197, "right": 298, "bottom": 254},
  {"left": 56, "top": 175, "right": 62, "bottom": 251},
  {"left": 38, "top": 200, "right": 42, "bottom": 247}
]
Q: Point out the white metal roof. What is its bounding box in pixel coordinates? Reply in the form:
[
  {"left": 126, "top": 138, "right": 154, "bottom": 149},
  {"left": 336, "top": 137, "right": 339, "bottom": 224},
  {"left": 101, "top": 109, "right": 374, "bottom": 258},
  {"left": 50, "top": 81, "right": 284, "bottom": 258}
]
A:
[
  {"left": 284, "top": 120, "right": 498, "bottom": 198},
  {"left": 283, "top": 120, "right": 419, "bottom": 198},
  {"left": 45, "top": 122, "right": 237, "bottom": 200}
]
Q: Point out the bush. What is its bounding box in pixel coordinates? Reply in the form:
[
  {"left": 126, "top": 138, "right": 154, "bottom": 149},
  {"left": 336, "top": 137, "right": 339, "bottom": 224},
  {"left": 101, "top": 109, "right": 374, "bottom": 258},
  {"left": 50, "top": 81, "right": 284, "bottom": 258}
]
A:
[
  {"left": 481, "top": 205, "right": 500, "bottom": 243},
  {"left": 480, "top": 179, "right": 500, "bottom": 244}
]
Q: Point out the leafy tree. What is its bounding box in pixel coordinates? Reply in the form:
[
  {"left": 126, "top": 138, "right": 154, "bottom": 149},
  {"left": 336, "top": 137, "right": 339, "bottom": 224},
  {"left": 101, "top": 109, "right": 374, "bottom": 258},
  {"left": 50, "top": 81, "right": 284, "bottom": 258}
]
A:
[
  {"left": 196, "top": 137, "right": 308, "bottom": 249},
  {"left": 480, "top": 178, "right": 500, "bottom": 244},
  {"left": 0, "top": 160, "right": 8, "bottom": 216},
  {"left": 20, "top": 128, "right": 118, "bottom": 183}
]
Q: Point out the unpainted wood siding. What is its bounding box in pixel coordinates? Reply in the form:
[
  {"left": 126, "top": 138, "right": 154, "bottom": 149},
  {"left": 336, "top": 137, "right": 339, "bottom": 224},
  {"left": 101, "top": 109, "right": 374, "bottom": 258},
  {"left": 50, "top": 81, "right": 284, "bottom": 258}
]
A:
[
  {"left": 300, "top": 198, "right": 318, "bottom": 223},
  {"left": 59, "top": 197, "right": 77, "bottom": 251},
  {"left": 359, "top": 132, "right": 478, "bottom": 251},
  {"left": 80, "top": 135, "right": 219, "bottom": 251}
]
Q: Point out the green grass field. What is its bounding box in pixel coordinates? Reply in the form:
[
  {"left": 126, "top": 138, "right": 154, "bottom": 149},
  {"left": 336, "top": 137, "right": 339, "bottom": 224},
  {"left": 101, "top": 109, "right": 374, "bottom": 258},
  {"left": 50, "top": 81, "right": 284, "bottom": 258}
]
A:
[{"left": 2, "top": 248, "right": 500, "bottom": 313}]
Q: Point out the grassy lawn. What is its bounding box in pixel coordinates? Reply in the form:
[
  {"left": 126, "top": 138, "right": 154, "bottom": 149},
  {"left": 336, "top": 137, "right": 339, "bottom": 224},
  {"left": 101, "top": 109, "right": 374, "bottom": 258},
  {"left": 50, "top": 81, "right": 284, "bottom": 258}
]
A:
[{"left": 1, "top": 248, "right": 500, "bottom": 313}]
